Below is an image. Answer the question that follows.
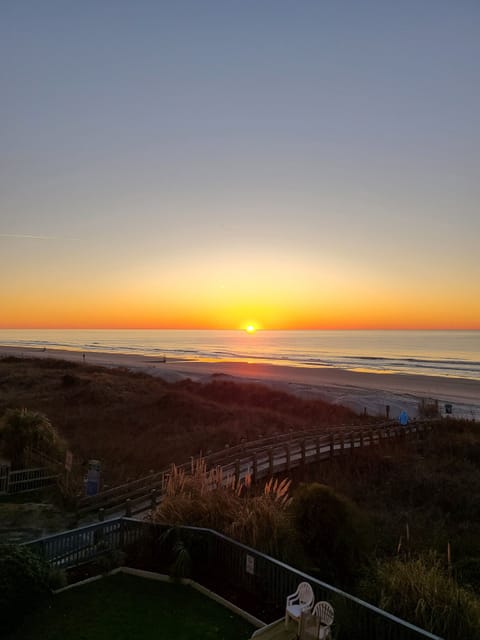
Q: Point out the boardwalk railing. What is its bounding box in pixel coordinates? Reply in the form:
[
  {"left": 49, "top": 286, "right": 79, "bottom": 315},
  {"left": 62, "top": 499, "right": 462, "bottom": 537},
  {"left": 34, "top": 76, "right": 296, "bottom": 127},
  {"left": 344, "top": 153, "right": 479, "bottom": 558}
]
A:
[
  {"left": 77, "top": 421, "right": 431, "bottom": 519},
  {"left": 0, "top": 466, "right": 59, "bottom": 495},
  {"left": 25, "top": 517, "right": 442, "bottom": 640}
]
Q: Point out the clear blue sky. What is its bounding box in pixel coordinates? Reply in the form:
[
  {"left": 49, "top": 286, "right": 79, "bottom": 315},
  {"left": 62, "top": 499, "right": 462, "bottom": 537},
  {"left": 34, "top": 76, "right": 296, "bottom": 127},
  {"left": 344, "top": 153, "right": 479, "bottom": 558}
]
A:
[{"left": 1, "top": 1, "right": 479, "bottom": 329}]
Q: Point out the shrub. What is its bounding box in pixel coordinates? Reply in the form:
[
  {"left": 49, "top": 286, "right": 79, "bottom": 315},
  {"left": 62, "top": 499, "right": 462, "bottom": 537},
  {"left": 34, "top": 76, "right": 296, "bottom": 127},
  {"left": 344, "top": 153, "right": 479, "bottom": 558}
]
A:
[
  {"left": 0, "top": 544, "right": 52, "bottom": 632},
  {"left": 455, "top": 557, "right": 480, "bottom": 594},
  {"left": 93, "top": 547, "right": 127, "bottom": 575},
  {"left": 0, "top": 408, "right": 64, "bottom": 468},
  {"left": 291, "top": 482, "right": 372, "bottom": 587}
]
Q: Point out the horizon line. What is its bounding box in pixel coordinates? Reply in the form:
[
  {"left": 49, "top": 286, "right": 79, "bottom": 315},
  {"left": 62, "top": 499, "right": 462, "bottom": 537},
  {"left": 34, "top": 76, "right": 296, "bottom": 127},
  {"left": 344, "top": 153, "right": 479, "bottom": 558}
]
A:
[{"left": 0, "top": 327, "right": 479, "bottom": 332}]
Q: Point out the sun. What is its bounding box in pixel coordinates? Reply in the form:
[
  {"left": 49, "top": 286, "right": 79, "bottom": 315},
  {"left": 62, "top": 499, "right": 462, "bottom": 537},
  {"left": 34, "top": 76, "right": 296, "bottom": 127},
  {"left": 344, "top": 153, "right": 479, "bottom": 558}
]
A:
[{"left": 245, "top": 325, "right": 256, "bottom": 334}]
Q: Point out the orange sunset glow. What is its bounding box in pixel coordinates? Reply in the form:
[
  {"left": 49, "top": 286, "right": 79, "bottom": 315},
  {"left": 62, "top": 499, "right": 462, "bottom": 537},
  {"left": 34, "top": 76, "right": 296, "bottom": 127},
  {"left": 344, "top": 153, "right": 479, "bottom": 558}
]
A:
[
  {"left": 1, "top": 3, "right": 479, "bottom": 332},
  {"left": 2, "top": 278, "right": 479, "bottom": 331}
]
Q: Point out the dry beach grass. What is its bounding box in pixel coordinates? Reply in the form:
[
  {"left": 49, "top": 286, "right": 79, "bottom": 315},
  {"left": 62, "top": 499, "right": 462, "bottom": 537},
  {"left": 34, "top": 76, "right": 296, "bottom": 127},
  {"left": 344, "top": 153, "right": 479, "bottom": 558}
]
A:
[
  {"left": 0, "top": 355, "right": 358, "bottom": 484},
  {"left": 2, "top": 344, "right": 479, "bottom": 420}
]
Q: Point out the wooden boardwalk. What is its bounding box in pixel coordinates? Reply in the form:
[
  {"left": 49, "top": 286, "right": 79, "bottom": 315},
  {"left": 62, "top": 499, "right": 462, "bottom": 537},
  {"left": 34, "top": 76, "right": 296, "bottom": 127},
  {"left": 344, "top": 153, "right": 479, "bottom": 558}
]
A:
[{"left": 76, "top": 420, "right": 431, "bottom": 522}]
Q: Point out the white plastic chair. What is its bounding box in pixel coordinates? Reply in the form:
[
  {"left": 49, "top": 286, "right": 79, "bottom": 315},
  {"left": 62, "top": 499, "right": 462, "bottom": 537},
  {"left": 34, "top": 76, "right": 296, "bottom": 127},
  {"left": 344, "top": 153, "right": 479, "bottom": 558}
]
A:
[
  {"left": 312, "top": 601, "right": 334, "bottom": 639},
  {"left": 285, "top": 582, "right": 315, "bottom": 629}
]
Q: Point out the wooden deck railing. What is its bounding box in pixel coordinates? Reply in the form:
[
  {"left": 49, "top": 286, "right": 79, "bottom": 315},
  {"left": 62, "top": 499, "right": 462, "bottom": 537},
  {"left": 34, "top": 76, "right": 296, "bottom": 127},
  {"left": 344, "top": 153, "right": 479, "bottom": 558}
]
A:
[
  {"left": 25, "top": 517, "right": 442, "bottom": 640},
  {"left": 0, "top": 466, "right": 59, "bottom": 495}
]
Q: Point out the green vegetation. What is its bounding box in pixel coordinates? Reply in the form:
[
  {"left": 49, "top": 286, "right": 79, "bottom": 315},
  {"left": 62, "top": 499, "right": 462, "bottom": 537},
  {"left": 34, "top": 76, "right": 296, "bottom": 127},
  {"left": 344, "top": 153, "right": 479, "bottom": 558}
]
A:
[
  {"left": 292, "top": 418, "right": 480, "bottom": 638},
  {"left": 153, "top": 461, "right": 297, "bottom": 562},
  {"left": 0, "top": 408, "right": 64, "bottom": 469},
  {"left": 7, "top": 573, "right": 255, "bottom": 640},
  {"left": 362, "top": 555, "right": 480, "bottom": 639},
  {"left": 291, "top": 482, "right": 372, "bottom": 587},
  {"left": 0, "top": 544, "right": 60, "bottom": 633},
  {"left": 299, "top": 419, "right": 480, "bottom": 568},
  {"left": 153, "top": 464, "right": 371, "bottom": 588},
  {"left": 154, "top": 420, "right": 480, "bottom": 638}
]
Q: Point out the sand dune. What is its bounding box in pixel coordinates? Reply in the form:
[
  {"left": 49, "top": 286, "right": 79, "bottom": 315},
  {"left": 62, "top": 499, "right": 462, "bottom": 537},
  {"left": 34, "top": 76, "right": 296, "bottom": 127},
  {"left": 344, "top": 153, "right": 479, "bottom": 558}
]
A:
[{"left": 1, "top": 345, "right": 479, "bottom": 420}]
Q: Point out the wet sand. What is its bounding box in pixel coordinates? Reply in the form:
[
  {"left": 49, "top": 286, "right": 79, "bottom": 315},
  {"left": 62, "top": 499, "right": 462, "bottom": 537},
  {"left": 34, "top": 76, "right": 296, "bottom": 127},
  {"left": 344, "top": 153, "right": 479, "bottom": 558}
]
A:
[{"left": 2, "top": 345, "right": 479, "bottom": 420}]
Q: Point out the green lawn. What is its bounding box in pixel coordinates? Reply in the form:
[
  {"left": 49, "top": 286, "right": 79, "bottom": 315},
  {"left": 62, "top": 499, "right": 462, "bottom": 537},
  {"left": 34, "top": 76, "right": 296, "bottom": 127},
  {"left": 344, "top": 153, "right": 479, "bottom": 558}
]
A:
[{"left": 8, "top": 573, "right": 256, "bottom": 640}]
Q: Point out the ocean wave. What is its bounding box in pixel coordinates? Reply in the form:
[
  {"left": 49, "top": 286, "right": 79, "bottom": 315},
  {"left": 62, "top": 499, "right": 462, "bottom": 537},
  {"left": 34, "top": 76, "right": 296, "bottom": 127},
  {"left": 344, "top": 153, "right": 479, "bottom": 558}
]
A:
[{"left": 1, "top": 329, "right": 479, "bottom": 381}]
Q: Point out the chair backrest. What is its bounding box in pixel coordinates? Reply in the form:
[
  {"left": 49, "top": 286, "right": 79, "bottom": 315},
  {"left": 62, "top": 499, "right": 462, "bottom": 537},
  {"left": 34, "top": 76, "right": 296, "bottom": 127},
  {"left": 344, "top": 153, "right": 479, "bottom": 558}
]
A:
[
  {"left": 298, "top": 582, "right": 315, "bottom": 606},
  {"left": 312, "top": 601, "right": 334, "bottom": 626}
]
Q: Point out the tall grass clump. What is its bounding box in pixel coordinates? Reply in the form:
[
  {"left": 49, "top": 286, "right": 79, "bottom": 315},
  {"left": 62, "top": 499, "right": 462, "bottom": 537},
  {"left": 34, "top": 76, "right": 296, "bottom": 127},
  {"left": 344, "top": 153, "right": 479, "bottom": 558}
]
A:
[
  {"left": 151, "top": 459, "right": 297, "bottom": 561},
  {"left": 362, "top": 554, "right": 480, "bottom": 639},
  {"left": 228, "top": 477, "right": 294, "bottom": 558}
]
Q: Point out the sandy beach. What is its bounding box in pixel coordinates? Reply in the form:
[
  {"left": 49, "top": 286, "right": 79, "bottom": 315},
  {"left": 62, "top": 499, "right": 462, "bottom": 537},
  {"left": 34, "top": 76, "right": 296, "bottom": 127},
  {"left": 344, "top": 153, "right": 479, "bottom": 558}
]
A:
[{"left": 1, "top": 345, "right": 479, "bottom": 420}]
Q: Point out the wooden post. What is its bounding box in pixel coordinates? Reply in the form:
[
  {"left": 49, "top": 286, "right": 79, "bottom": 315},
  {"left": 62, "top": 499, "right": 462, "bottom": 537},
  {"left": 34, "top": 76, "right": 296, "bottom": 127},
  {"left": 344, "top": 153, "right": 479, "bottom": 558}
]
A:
[
  {"left": 268, "top": 448, "right": 274, "bottom": 475},
  {"left": 119, "top": 518, "right": 125, "bottom": 549},
  {"left": 150, "top": 488, "right": 157, "bottom": 510},
  {"left": 98, "top": 508, "right": 105, "bottom": 522},
  {"left": 161, "top": 472, "right": 166, "bottom": 492}
]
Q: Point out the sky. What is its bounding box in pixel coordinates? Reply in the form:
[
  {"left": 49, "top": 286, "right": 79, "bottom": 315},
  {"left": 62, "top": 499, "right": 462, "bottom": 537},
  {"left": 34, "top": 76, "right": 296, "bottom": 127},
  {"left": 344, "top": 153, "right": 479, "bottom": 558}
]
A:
[{"left": 1, "top": 1, "right": 479, "bottom": 330}]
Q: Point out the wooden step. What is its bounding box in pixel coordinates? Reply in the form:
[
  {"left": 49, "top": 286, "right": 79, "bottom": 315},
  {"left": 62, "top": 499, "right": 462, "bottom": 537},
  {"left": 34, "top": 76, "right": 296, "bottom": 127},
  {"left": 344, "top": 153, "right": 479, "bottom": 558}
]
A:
[{"left": 251, "top": 619, "right": 297, "bottom": 640}]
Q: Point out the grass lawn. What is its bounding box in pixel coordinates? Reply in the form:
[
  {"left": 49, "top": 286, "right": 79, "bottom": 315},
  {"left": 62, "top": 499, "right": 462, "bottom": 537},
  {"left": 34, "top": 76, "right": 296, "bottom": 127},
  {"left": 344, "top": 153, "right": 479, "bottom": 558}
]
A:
[{"left": 8, "top": 573, "right": 256, "bottom": 640}]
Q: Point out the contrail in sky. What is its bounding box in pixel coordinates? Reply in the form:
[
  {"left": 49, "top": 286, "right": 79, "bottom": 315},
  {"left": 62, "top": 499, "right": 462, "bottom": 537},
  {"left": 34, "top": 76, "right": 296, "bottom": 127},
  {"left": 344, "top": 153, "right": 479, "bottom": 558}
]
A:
[{"left": 0, "top": 234, "right": 63, "bottom": 240}]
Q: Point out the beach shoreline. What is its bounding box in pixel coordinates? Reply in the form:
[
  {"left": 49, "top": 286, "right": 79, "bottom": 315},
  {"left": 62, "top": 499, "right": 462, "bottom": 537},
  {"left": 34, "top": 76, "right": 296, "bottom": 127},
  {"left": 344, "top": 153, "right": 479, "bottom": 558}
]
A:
[{"left": 1, "top": 345, "right": 479, "bottom": 420}]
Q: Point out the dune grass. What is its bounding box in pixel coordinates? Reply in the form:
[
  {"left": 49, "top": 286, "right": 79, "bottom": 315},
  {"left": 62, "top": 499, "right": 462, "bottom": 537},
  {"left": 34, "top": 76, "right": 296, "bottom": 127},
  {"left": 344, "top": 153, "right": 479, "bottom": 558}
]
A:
[
  {"left": 362, "top": 555, "right": 480, "bottom": 640},
  {"left": 0, "top": 356, "right": 361, "bottom": 485},
  {"left": 7, "top": 573, "right": 255, "bottom": 640},
  {"left": 153, "top": 460, "right": 297, "bottom": 562}
]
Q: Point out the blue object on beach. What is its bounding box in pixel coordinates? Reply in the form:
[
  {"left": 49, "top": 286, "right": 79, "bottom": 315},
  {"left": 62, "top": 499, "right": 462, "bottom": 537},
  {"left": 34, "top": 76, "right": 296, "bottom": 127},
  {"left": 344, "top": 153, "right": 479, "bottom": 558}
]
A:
[{"left": 399, "top": 410, "right": 409, "bottom": 426}]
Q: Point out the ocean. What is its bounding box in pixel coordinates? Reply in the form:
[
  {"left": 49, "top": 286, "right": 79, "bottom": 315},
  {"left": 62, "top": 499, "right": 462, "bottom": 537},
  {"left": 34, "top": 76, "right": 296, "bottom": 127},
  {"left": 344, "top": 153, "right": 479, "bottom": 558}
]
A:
[{"left": 0, "top": 329, "right": 479, "bottom": 382}]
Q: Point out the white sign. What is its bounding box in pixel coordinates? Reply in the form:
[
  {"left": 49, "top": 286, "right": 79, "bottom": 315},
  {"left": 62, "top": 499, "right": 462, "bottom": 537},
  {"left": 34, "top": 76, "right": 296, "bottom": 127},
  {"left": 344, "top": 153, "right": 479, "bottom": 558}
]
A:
[{"left": 246, "top": 554, "right": 255, "bottom": 575}]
